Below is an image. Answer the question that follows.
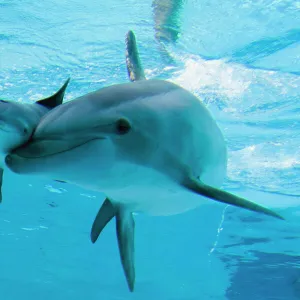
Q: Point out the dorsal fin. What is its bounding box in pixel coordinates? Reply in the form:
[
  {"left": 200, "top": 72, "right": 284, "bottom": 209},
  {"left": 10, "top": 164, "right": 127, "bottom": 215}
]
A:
[
  {"left": 37, "top": 78, "right": 70, "bottom": 109},
  {"left": 125, "top": 30, "right": 146, "bottom": 82}
]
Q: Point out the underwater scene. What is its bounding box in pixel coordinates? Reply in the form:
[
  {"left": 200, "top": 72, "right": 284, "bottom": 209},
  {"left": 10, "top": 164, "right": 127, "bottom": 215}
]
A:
[{"left": 0, "top": 0, "right": 299, "bottom": 299}]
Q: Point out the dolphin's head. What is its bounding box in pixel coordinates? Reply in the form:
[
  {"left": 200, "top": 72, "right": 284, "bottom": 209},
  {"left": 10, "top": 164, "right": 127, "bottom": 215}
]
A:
[
  {"left": 0, "top": 99, "right": 45, "bottom": 156},
  {"left": 5, "top": 80, "right": 187, "bottom": 177},
  {"left": 0, "top": 79, "right": 70, "bottom": 159}
]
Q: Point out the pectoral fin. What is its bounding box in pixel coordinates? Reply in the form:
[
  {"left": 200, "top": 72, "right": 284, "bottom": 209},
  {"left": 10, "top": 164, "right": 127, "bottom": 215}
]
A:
[
  {"left": 90, "top": 197, "right": 135, "bottom": 292},
  {"left": 185, "top": 179, "right": 284, "bottom": 220},
  {"left": 91, "top": 197, "right": 116, "bottom": 243},
  {"left": 116, "top": 209, "right": 135, "bottom": 292}
]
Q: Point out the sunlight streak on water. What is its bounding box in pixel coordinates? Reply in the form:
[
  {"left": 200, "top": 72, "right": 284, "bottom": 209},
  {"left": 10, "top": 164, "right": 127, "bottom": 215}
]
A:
[{"left": 209, "top": 205, "right": 229, "bottom": 256}]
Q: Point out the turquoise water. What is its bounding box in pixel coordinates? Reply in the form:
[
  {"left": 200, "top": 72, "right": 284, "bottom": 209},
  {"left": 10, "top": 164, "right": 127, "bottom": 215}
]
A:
[{"left": 0, "top": 0, "right": 299, "bottom": 299}]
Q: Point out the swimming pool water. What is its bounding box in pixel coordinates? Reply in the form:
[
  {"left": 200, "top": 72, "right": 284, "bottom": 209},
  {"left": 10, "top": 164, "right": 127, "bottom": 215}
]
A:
[{"left": 0, "top": 0, "right": 299, "bottom": 299}]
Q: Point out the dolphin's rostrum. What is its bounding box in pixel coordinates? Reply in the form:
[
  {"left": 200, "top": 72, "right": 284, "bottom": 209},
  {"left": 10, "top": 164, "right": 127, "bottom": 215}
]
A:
[{"left": 0, "top": 78, "right": 70, "bottom": 202}]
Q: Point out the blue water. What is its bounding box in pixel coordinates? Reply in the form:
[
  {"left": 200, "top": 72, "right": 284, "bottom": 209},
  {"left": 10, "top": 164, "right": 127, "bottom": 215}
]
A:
[{"left": 0, "top": 0, "right": 299, "bottom": 299}]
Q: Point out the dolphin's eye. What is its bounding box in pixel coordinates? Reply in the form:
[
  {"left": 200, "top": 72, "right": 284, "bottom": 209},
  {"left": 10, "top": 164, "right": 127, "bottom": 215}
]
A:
[
  {"left": 116, "top": 118, "right": 131, "bottom": 135},
  {"left": 23, "top": 128, "right": 29, "bottom": 135},
  {"left": 0, "top": 100, "right": 8, "bottom": 103}
]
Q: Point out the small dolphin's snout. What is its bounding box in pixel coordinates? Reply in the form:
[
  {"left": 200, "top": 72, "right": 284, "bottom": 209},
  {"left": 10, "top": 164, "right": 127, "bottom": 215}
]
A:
[
  {"left": 5, "top": 155, "right": 11, "bottom": 166},
  {"left": 5, "top": 154, "right": 20, "bottom": 171},
  {"left": 5, "top": 153, "right": 33, "bottom": 175},
  {"left": 5, "top": 154, "right": 21, "bottom": 174}
]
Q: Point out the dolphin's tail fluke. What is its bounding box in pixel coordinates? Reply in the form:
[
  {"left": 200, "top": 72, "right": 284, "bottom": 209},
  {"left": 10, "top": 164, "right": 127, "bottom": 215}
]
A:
[
  {"left": 91, "top": 198, "right": 135, "bottom": 292},
  {"left": 185, "top": 179, "right": 284, "bottom": 220},
  {"left": 125, "top": 30, "right": 146, "bottom": 82}
]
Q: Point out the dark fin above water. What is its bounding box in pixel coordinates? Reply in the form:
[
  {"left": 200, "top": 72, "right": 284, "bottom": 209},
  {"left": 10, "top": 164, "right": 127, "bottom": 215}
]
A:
[
  {"left": 36, "top": 78, "right": 70, "bottom": 109},
  {"left": 185, "top": 179, "right": 284, "bottom": 220},
  {"left": 54, "top": 179, "right": 67, "bottom": 183},
  {"left": 0, "top": 168, "right": 3, "bottom": 203},
  {"left": 125, "top": 30, "right": 146, "bottom": 82},
  {"left": 91, "top": 198, "right": 135, "bottom": 292}
]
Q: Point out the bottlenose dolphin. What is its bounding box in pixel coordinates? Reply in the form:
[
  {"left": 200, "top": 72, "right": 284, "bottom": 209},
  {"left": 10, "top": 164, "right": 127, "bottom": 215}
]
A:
[
  {"left": 5, "top": 31, "right": 283, "bottom": 291},
  {"left": 0, "top": 78, "right": 69, "bottom": 201}
]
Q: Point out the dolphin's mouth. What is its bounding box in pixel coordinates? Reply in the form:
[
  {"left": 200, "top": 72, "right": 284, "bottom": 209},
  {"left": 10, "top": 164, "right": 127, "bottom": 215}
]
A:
[
  {"left": 0, "top": 128, "right": 12, "bottom": 133},
  {"left": 0, "top": 123, "right": 17, "bottom": 133},
  {"left": 8, "top": 137, "right": 103, "bottom": 160}
]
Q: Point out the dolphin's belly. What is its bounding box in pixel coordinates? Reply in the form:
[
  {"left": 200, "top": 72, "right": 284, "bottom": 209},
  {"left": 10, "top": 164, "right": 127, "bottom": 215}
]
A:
[
  {"left": 74, "top": 162, "right": 213, "bottom": 216},
  {"left": 7, "top": 138, "right": 225, "bottom": 216},
  {"left": 51, "top": 142, "right": 221, "bottom": 216},
  {"left": 105, "top": 181, "right": 213, "bottom": 216}
]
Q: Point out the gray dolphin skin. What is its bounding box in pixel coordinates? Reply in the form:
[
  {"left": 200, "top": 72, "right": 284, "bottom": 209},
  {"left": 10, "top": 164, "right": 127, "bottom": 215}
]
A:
[
  {"left": 5, "top": 31, "right": 283, "bottom": 292},
  {"left": 0, "top": 78, "right": 70, "bottom": 201},
  {"left": 125, "top": 30, "right": 146, "bottom": 82}
]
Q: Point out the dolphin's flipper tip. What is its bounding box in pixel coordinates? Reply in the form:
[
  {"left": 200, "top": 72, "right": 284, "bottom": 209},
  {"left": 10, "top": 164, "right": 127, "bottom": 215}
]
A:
[
  {"left": 91, "top": 197, "right": 135, "bottom": 291},
  {"left": 125, "top": 30, "right": 146, "bottom": 82},
  {"left": 116, "top": 210, "right": 135, "bottom": 292},
  {"left": 37, "top": 77, "right": 70, "bottom": 109},
  {"left": 186, "top": 179, "right": 285, "bottom": 221}
]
